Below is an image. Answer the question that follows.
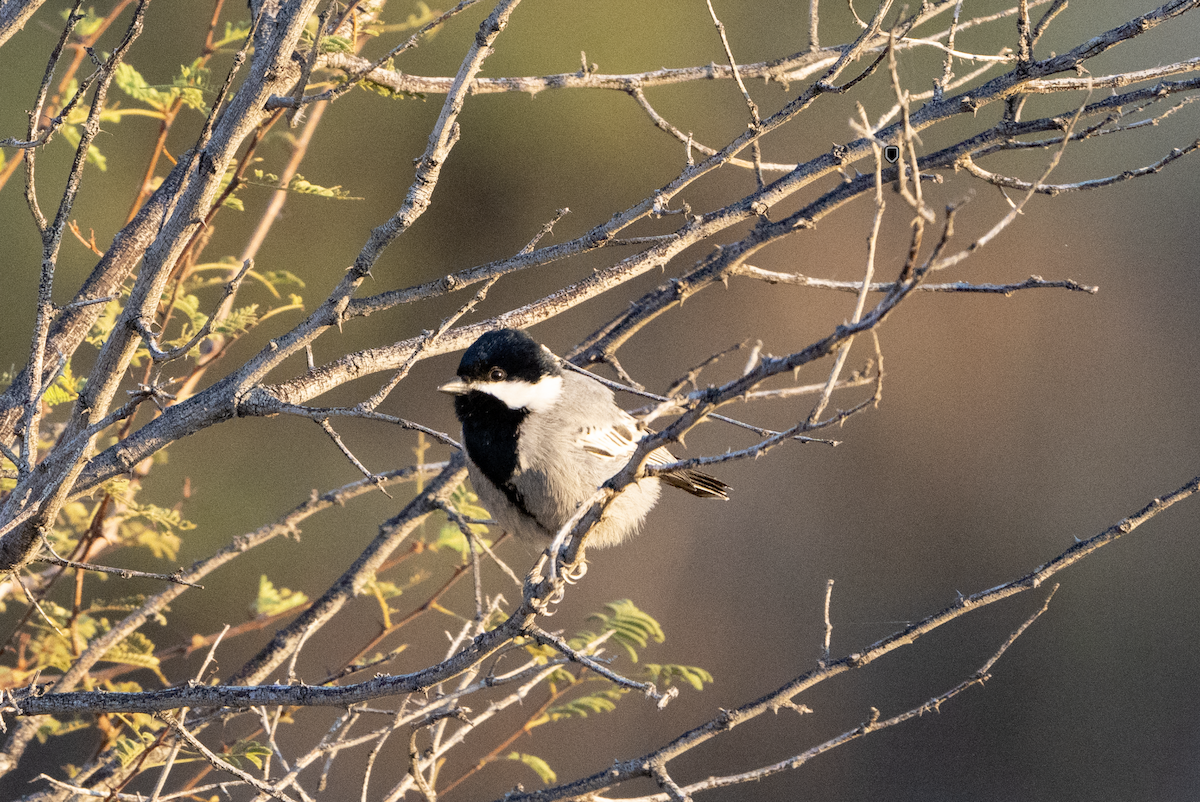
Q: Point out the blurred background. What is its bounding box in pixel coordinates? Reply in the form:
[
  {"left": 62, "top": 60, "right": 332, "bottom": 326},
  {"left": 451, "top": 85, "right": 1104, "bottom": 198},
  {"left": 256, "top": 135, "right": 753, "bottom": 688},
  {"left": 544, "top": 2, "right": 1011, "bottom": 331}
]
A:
[{"left": 1, "top": 0, "right": 1199, "bottom": 799}]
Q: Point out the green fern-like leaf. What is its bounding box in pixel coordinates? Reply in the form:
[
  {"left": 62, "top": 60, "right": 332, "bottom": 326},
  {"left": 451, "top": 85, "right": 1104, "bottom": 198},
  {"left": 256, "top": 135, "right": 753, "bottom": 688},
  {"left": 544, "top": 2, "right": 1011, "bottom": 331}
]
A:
[
  {"left": 587, "top": 599, "right": 664, "bottom": 663},
  {"left": 213, "top": 20, "right": 252, "bottom": 50},
  {"left": 34, "top": 716, "right": 92, "bottom": 744},
  {"left": 62, "top": 7, "right": 104, "bottom": 38},
  {"left": 127, "top": 502, "right": 196, "bottom": 533},
  {"left": 433, "top": 524, "right": 489, "bottom": 559},
  {"left": 257, "top": 268, "right": 307, "bottom": 294},
  {"left": 504, "top": 752, "right": 557, "bottom": 784},
  {"left": 58, "top": 123, "right": 107, "bottom": 171},
  {"left": 41, "top": 363, "right": 86, "bottom": 407},
  {"left": 86, "top": 293, "right": 125, "bottom": 348},
  {"left": 364, "top": 569, "right": 429, "bottom": 604},
  {"left": 431, "top": 484, "right": 493, "bottom": 557},
  {"left": 288, "top": 174, "right": 362, "bottom": 200},
  {"left": 131, "top": 525, "right": 183, "bottom": 561},
  {"left": 84, "top": 594, "right": 158, "bottom": 617},
  {"left": 359, "top": 78, "right": 425, "bottom": 101},
  {"left": 214, "top": 304, "right": 260, "bottom": 337},
  {"left": 642, "top": 663, "right": 714, "bottom": 691},
  {"left": 109, "top": 500, "right": 193, "bottom": 561},
  {"left": 247, "top": 169, "right": 362, "bottom": 200},
  {"left": 226, "top": 739, "right": 274, "bottom": 770},
  {"left": 101, "top": 634, "right": 169, "bottom": 684},
  {"left": 320, "top": 35, "right": 354, "bottom": 54},
  {"left": 101, "top": 631, "right": 159, "bottom": 668},
  {"left": 114, "top": 63, "right": 176, "bottom": 113},
  {"left": 252, "top": 575, "right": 310, "bottom": 617},
  {"left": 49, "top": 499, "right": 92, "bottom": 552},
  {"left": 529, "top": 688, "right": 625, "bottom": 728},
  {"left": 387, "top": 2, "right": 439, "bottom": 34},
  {"left": 113, "top": 732, "right": 156, "bottom": 767},
  {"left": 172, "top": 59, "right": 210, "bottom": 111},
  {"left": 168, "top": 291, "right": 206, "bottom": 335},
  {"left": 450, "top": 484, "right": 491, "bottom": 527}
]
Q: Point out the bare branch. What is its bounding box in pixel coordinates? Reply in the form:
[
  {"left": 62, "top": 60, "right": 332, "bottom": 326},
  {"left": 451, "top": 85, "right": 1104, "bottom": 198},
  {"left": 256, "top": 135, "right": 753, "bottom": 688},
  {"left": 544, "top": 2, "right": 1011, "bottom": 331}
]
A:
[{"left": 497, "top": 476, "right": 1199, "bottom": 801}]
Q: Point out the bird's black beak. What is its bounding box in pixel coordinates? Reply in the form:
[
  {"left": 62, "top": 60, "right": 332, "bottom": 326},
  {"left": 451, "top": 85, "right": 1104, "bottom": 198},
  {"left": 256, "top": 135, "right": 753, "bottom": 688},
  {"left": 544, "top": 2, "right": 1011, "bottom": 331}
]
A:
[{"left": 438, "top": 379, "right": 471, "bottom": 396}]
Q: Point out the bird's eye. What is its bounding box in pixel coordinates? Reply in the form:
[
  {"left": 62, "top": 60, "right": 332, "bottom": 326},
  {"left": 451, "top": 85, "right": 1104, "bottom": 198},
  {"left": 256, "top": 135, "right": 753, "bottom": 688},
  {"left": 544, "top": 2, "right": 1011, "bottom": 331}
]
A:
[{"left": 488, "top": 367, "right": 506, "bottom": 381}]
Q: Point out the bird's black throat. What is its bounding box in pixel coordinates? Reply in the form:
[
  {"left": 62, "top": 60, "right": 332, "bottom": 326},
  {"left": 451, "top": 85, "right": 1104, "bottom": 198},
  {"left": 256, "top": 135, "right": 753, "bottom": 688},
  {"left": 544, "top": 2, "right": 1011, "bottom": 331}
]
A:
[{"left": 455, "top": 390, "right": 531, "bottom": 512}]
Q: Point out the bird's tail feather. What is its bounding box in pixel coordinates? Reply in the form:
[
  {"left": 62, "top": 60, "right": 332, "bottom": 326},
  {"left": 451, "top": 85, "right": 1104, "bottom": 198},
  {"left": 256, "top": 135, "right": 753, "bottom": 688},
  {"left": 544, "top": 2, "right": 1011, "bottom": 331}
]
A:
[{"left": 660, "top": 469, "right": 731, "bottom": 500}]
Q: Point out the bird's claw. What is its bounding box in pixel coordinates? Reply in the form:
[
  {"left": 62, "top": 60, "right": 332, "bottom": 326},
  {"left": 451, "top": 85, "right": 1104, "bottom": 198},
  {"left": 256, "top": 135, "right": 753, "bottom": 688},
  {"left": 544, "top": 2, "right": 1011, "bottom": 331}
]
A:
[{"left": 563, "top": 561, "right": 587, "bottom": 583}]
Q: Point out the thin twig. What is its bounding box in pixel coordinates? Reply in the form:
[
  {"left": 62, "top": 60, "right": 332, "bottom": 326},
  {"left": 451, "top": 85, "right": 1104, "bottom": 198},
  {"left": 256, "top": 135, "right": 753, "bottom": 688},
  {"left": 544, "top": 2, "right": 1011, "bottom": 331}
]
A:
[
  {"left": 159, "top": 712, "right": 300, "bottom": 802},
  {"left": 821, "top": 578, "right": 834, "bottom": 663}
]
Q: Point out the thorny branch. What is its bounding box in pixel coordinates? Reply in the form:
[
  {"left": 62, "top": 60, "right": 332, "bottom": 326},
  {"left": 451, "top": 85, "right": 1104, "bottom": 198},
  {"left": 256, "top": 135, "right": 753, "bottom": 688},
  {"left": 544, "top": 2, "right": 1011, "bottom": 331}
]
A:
[
  {"left": 497, "top": 475, "right": 1198, "bottom": 802},
  {"left": 7, "top": 473, "right": 1196, "bottom": 791}
]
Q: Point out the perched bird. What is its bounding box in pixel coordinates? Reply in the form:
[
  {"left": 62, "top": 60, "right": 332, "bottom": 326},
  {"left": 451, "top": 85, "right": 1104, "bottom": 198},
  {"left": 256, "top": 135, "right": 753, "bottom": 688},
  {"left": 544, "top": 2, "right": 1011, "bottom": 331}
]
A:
[{"left": 439, "top": 329, "right": 730, "bottom": 548}]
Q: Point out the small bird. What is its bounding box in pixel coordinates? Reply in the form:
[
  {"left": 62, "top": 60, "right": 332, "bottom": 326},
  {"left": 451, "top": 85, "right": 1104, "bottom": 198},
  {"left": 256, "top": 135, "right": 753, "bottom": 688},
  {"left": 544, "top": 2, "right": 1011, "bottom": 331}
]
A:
[{"left": 439, "top": 329, "right": 730, "bottom": 549}]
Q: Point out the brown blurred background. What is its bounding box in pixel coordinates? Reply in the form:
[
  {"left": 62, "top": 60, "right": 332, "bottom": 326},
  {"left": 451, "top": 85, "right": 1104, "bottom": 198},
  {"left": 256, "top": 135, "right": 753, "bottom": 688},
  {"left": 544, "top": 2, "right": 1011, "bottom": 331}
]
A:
[{"left": 1, "top": 1, "right": 1199, "bottom": 799}]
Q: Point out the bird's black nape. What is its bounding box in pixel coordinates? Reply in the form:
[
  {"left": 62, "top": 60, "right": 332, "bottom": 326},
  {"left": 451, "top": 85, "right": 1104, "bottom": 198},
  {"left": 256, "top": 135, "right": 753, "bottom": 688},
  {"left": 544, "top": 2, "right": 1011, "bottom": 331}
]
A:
[{"left": 456, "top": 329, "right": 561, "bottom": 384}]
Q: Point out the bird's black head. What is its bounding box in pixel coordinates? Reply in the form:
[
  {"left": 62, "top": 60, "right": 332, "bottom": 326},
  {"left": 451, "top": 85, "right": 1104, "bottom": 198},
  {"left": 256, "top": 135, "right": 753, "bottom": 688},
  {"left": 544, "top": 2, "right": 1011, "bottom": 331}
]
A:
[
  {"left": 455, "top": 328, "right": 561, "bottom": 384},
  {"left": 443, "top": 329, "right": 563, "bottom": 491}
]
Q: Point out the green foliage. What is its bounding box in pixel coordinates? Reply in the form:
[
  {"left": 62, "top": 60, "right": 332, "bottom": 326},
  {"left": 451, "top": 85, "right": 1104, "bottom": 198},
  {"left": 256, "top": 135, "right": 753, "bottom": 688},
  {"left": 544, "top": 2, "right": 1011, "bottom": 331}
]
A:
[
  {"left": 581, "top": 599, "right": 665, "bottom": 663},
  {"left": 46, "top": 499, "right": 90, "bottom": 555},
  {"left": 10, "top": 598, "right": 168, "bottom": 685},
  {"left": 86, "top": 269, "right": 304, "bottom": 366},
  {"left": 100, "top": 702, "right": 178, "bottom": 768},
  {"left": 359, "top": 77, "right": 425, "bottom": 101},
  {"left": 642, "top": 663, "right": 714, "bottom": 691},
  {"left": 86, "top": 293, "right": 123, "bottom": 350},
  {"left": 525, "top": 600, "right": 670, "bottom": 665},
  {"left": 108, "top": 691, "right": 170, "bottom": 744},
  {"left": 249, "top": 169, "right": 363, "bottom": 200},
  {"left": 115, "top": 498, "right": 194, "bottom": 561},
  {"left": 58, "top": 119, "right": 107, "bottom": 171},
  {"left": 114, "top": 63, "right": 178, "bottom": 113},
  {"left": 212, "top": 20, "right": 253, "bottom": 50},
  {"left": 34, "top": 716, "right": 92, "bottom": 744},
  {"left": 320, "top": 35, "right": 355, "bottom": 54},
  {"left": 86, "top": 595, "right": 168, "bottom": 626},
  {"left": 257, "top": 269, "right": 307, "bottom": 295},
  {"left": 114, "top": 61, "right": 210, "bottom": 114},
  {"left": 529, "top": 688, "right": 624, "bottom": 728},
  {"left": 62, "top": 6, "right": 104, "bottom": 38},
  {"left": 364, "top": 567, "right": 431, "bottom": 627},
  {"left": 225, "top": 738, "right": 275, "bottom": 770},
  {"left": 504, "top": 751, "right": 557, "bottom": 784},
  {"left": 519, "top": 600, "right": 711, "bottom": 748},
  {"left": 364, "top": 570, "right": 430, "bottom": 602},
  {"left": 24, "top": 600, "right": 90, "bottom": 672},
  {"left": 166, "top": 290, "right": 262, "bottom": 358},
  {"left": 186, "top": 262, "right": 307, "bottom": 299},
  {"left": 216, "top": 162, "right": 248, "bottom": 210},
  {"left": 35, "top": 474, "right": 191, "bottom": 568},
  {"left": 431, "top": 485, "right": 491, "bottom": 558},
  {"left": 114, "top": 731, "right": 157, "bottom": 767},
  {"left": 41, "top": 362, "right": 86, "bottom": 407},
  {"left": 172, "top": 59, "right": 210, "bottom": 111},
  {"left": 252, "top": 575, "right": 310, "bottom": 617},
  {"left": 213, "top": 303, "right": 261, "bottom": 337},
  {"left": 102, "top": 631, "right": 167, "bottom": 683},
  {"left": 60, "top": 55, "right": 210, "bottom": 171}
]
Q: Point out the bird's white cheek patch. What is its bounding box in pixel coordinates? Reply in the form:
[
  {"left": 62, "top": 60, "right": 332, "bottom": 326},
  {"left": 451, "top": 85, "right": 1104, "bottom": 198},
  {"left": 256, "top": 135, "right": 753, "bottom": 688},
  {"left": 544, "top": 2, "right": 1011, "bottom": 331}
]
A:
[{"left": 477, "top": 375, "right": 563, "bottom": 412}]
